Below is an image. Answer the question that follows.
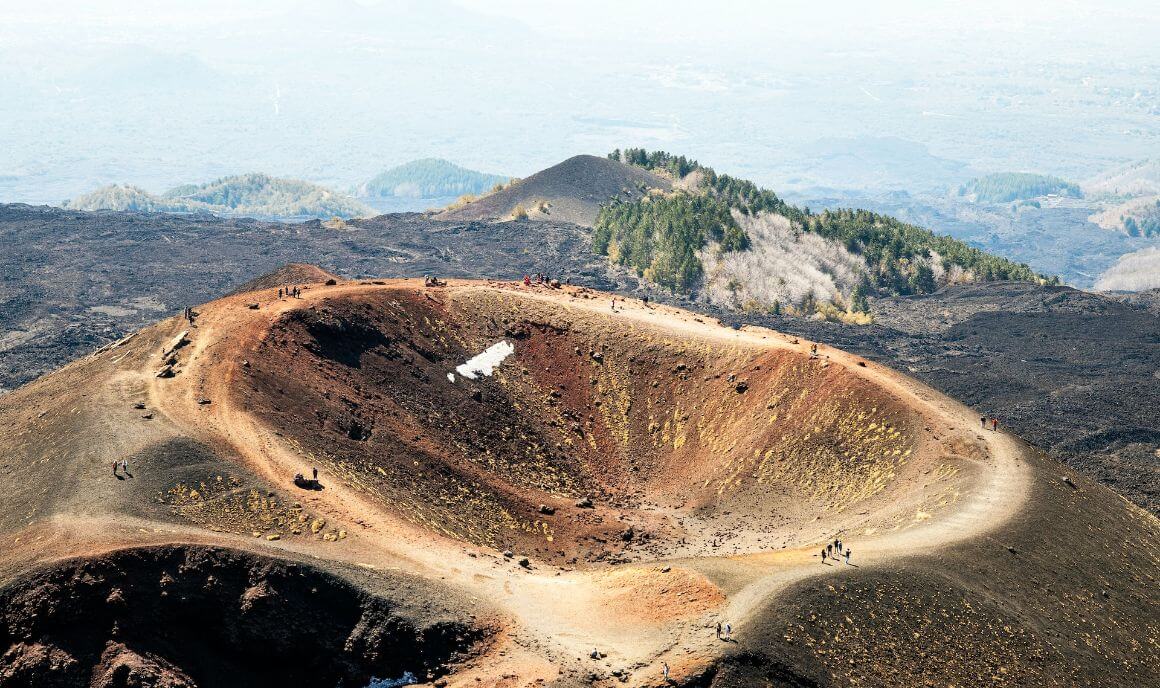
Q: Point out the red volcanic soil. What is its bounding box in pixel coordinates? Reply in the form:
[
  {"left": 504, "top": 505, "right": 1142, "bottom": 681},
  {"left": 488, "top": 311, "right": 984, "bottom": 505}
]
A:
[{"left": 239, "top": 286, "right": 936, "bottom": 566}]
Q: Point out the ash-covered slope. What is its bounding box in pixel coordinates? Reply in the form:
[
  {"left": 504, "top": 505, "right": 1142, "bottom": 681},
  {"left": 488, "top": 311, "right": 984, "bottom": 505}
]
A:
[{"left": 435, "top": 154, "right": 671, "bottom": 226}]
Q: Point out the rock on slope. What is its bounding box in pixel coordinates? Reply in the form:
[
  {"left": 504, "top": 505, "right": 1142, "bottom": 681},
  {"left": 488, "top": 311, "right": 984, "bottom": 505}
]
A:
[{"left": 435, "top": 154, "right": 671, "bottom": 226}]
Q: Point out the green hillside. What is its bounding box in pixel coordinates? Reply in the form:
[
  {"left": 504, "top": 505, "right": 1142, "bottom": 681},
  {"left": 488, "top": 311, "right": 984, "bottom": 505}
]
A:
[
  {"left": 601, "top": 149, "right": 1052, "bottom": 308},
  {"left": 66, "top": 175, "right": 371, "bottom": 220},
  {"left": 1122, "top": 200, "right": 1160, "bottom": 237},
  {"left": 360, "top": 159, "right": 509, "bottom": 199},
  {"left": 163, "top": 173, "right": 372, "bottom": 218},
  {"left": 959, "top": 172, "right": 1081, "bottom": 203},
  {"left": 65, "top": 184, "right": 197, "bottom": 214}
]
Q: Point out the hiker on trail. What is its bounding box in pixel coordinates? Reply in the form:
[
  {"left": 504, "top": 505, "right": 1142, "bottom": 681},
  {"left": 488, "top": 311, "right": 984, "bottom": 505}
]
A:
[
  {"left": 278, "top": 288, "right": 283, "bottom": 298},
  {"left": 113, "top": 460, "right": 119, "bottom": 477},
  {"left": 122, "top": 459, "right": 129, "bottom": 475},
  {"left": 610, "top": 298, "right": 616, "bottom": 311},
  {"left": 724, "top": 623, "right": 732, "bottom": 640},
  {"left": 642, "top": 295, "right": 649, "bottom": 306},
  {"left": 835, "top": 538, "right": 842, "bottom": 555},
  {"left": 524, "top": 275, "right": 531, "bottom": 286},
  {"left": 991, "top": 417, "right": 999, "bottom": 431},
  {"left": 662, "top": 662, "right": 670, "bottom": 681},
  {"left": 981, "top": 416, "right": 987, "bottom": 429},
  {"left": 826, "top": 543, "right": 833, "bottom": 559},
  {"left": 312, "top": 466, "right": 318, "bottom": 481},
  {"left": 821, "top": 548, "right": 827, "bottom": 564},
  {"left": 844, "top": 549, "right": 852, "bottom": 565},
  {"left": 716, "top": 622, "right": 722, "bottom": 639}
]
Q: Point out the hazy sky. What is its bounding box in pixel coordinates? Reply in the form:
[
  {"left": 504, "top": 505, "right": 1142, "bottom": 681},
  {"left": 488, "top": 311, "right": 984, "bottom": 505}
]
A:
[{"left": 1, "top": 1, "right": 1157, "bottom": 201}]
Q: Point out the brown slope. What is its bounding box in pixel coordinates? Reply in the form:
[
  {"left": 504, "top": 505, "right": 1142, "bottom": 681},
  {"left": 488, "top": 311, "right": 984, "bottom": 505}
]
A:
[
  {"left": 0, "top": 278, "right": 1155, "bottom": 686},
  {"left": 226, "top": 262, "right": 340, "bottom": 296},
  {"left": 435, "top": 154, "right": 671, "bottom": 226}
]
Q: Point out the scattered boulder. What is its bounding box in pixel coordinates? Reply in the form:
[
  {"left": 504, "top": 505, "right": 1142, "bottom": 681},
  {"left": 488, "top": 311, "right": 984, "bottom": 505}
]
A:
[
  {"left": 502, "top": 550, "right": 514, "bottom": 558},
  {"left": 156, "top": 365, "right": 175, "bottom": 379},
  {"left": 538, "top": 504, "right": 556, "bottom": 515},
  {"left": 325, "top": 278, "right": 337, "bottom": 285},
  {"left": 734, "top": 381, "right": 749, "bottom": 393},
  {"left": 518, "top": 557, "right": 530, "bottom": 568},
  {"left": 161, "top": 331, "right": 189, "bottom": 358},
  {"left": 247, "top": 302, "right": 260, "bottom": 310},
  {"left": 575, "top": 496, "right": 594, "bottom": 508}
]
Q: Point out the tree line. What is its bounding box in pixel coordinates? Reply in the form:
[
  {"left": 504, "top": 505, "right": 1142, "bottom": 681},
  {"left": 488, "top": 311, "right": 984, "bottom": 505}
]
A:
[{"left": 601, "top": 149, "right": 1052, "bottom": 301}]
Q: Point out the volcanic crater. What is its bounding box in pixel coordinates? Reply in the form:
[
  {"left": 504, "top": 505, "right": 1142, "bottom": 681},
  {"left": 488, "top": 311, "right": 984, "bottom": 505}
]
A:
[
  {"left": 239, "top": 285, "right": 957, "bottom": 565},
  {"left": 2, "top": 275, "right": 1154, "bottom": 687}
]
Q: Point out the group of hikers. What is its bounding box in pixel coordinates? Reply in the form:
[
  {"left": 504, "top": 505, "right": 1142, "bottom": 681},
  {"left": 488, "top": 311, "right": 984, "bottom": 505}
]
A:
[
  {"left": 111, "top": 458, "right": 131, "bottom": 477},
  {"left": 424, "top": 275, "right": 445, "bottom": 287},
  {"left": 183, "top": 306, "right": 196, "bottom": 324},
  {"left": 278, "top": 286, "right": 302, "bottom": 299},
  {"left": 522, "top": 273, "right": 556, "bottom": 287},
  {"left": 293, "top": 466, "right": 320, "bottom": 488},
  {"left": 981, "top": 415, "right": 1000, "bottom": 431},
  {"left": 821, "top": 537, "right": 852, "bottom": 565}
]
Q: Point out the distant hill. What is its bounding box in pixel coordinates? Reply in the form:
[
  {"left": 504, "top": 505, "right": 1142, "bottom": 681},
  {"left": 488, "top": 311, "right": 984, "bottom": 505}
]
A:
[
  {"left": 163, "top": 173, "right": 373, "bottom": 219},
  {"left": 602, "top": 148, "right": 1051, "bottom": 317},
  {"left": 1083, "top": 160, "right": 1160, "bottom": 235},
  {"left": 64, "top": 184, "right": 199, "bottom": 214},
  {"left": 1095, "top": 246, "right": 1160, "bottom": 291},
  {"left": 65, "top": 174, "right": 373, "bottom": 220},
  {"left": 435, "top": 154, "right": 671, "bottom": 226},
  {"left": 958, "top": 172, "right": 1081, "bottom": 203},
  {"left": 1084, "top": 159, "right": 1160, "bottom": 199},
  {"left": 359, "top": 159, "right": 509, "bottom": 199},
  {"left": 1089, "top": 196, "right": 1160, "bottom": 236}
]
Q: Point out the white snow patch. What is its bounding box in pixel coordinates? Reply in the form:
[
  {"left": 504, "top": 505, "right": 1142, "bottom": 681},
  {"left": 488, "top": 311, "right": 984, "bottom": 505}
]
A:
[{"left": 455, "top": 340, "right": 515, "bottom": 379}]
